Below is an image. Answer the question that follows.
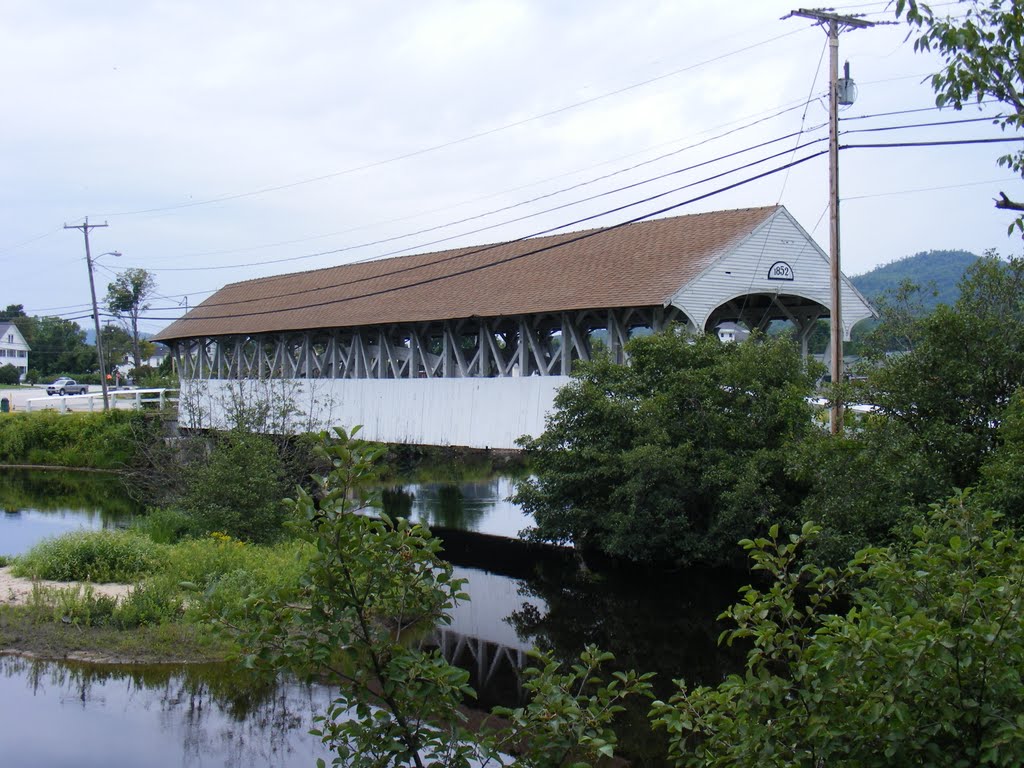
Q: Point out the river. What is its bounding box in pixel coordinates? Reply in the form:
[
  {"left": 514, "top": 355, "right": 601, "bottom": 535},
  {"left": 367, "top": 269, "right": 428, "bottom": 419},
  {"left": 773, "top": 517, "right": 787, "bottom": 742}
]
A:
[{"left": 0, "top": 468, "right": 746, "bottom": 766}]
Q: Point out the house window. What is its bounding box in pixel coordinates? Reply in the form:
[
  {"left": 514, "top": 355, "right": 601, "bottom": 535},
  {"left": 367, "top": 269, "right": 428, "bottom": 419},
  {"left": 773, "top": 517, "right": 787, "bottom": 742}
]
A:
[{"left": 6, "top": 334, "right": 12, "bottom": 343}]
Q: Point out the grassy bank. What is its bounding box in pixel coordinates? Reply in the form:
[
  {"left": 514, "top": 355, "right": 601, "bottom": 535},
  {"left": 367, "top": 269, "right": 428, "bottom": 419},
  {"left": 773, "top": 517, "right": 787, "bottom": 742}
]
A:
[
  {"left": 4, "top": 528, "right": 312, "bottom": 663},
  {"left": 0, "top": 410, "right": 152, "bottom": 469}
]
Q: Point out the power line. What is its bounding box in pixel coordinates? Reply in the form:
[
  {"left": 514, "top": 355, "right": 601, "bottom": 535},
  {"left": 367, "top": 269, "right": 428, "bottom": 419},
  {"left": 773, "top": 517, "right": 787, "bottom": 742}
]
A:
[
  {"left": 139, "top": 150, "right": 828, "bottom": 323},
  {"left": 147, "top": 97, "right": 817, "bottom": 265},
  {"left": 844, "top": 177, "right": 1014, "bottom": 201},
  {"left": 842, "top": 137, "right": 1024, "bottom": 149},
  {"left": 135, "top": 116, "right": 1001, "bottom": 316},
  {"left": 96, "top": 28, "right": 812, "bottom": 218},
  {"left": 843, "top": 115, "right": 1006, "bottom": 134},
  {"left": 840, "top": 101, "right": 1000, "bottom": 121},
  {"left": 144, "top": 128, "right": 828, "bottom": 275},
  {"left": 151, "top": 138, "right": 830, "bottom": 314}
]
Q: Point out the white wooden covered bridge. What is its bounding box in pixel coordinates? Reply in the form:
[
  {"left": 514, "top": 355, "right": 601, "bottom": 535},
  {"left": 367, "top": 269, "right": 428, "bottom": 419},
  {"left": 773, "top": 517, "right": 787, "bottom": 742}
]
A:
[{"left": 154, "top": 205, "right": 874, "bottom": 448}]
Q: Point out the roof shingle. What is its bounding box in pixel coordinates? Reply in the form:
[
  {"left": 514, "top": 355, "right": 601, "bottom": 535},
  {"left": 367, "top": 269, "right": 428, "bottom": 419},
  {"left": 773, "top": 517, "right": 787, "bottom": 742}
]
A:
[{"left": 154, "top": 206, "right": 779, "bottom": 341}]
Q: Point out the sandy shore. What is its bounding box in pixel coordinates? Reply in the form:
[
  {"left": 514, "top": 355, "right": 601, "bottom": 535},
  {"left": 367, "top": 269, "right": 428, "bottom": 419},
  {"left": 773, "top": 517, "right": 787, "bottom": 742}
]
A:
[{"left": 0, "top": 566, "right": 133, "bottom": 606}]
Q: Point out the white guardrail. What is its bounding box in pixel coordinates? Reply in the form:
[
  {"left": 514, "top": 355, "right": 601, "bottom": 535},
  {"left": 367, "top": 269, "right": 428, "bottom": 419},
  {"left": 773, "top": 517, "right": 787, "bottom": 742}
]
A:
[{"left": 25, "top": 388, "right": 178, "bottom": 414}]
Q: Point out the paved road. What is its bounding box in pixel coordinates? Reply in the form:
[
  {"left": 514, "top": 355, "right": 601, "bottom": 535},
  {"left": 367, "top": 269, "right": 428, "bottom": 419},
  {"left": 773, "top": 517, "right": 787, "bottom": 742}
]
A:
[
  {"left": 1, "top": 387, "right": 47, "bottom": 411},
  {"left": 0, "top": 386, "right": 142, "bottom": 413}
]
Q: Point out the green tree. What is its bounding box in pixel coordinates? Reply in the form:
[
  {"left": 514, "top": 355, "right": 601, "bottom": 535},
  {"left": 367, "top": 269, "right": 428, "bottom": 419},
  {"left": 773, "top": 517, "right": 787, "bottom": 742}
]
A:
[
  {"left": 100, "top": 323, "right": 133, "bottom": 373},
  {"left": 976, "top": 388, "right": 1024, "bottom": 524},
  {"left": 31, "top": 316, "right": 95, "bottom": 376},
  {"left": 897, "top": 0, "right": 1024, "bottom": 232},
  {"left": 181, "top": 431, "right": 288, "bottom": 543},
  {"left": 652, "top": 498, "right": 1024, "bottom": 767},
  {"left": 224, "top": 428, "right": 651, "bottom": 768},
  {"left": 106, "top": 268, "right": 156, "bottom": 370},
  {"left": 514, "top": 330, "right": 819, "bottom": 566},
  {"left": 865, "top": 254, "right": 1024, "bottom": 488}
]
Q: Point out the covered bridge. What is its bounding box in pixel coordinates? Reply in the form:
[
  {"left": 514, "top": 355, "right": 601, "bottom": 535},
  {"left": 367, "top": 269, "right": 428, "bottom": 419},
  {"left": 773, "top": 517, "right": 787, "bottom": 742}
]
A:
[{"left": 154, "top": 205, "right": 875, "bottom": 448}]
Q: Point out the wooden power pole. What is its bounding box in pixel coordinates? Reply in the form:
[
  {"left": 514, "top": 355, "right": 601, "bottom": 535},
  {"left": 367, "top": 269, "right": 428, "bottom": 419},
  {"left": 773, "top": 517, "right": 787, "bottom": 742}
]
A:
[
  {"left": 64, "top": 217, "right": 111, "bottom": 412},
  {"left": 785, "top": 8, "right": 876, "bottom": 434}
]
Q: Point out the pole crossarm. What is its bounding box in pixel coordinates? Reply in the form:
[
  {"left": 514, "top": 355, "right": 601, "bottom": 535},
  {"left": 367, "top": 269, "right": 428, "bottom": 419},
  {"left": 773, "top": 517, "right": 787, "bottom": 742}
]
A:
[{"left": 783, "top": 8, "right": 878, "bottom": 31}]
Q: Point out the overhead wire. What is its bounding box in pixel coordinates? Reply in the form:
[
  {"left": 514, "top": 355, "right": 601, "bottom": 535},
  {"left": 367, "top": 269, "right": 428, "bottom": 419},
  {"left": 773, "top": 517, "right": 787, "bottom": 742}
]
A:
[
  {"left": 142, "top": 126, "right": 829, "bottom": 274},
  {"left": 842, "top": 115, "right": 1006, "bottom": 134},
  {"left": 137, "top": 149, "right": 829, "bottom": 323},
  {"left": 97, "top": 27, "right": 814, "bottom": 219},
  {"left": 136, "top": 110, "right": 1011, "bottom": 316},
  {"left": 843, "top": 136, "right": 1024, "bottom": 149},
  {"left": 844, "top": 177, "right": 1014, "bottom": 201},
  {"left": 155, "top": 97, "right": 818, "bottom": 264},
  {"left": 745, "top": 33, "right": 828, "bottom": 328},
  {"left": 146, "top": 137, "right": 831, "bottom": 313}
]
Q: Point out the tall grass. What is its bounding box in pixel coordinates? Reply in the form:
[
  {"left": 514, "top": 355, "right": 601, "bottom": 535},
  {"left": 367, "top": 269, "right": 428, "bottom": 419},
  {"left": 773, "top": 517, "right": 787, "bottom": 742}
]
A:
[
  {"left": 12, "top": 530, "right": 165, "bottom": 582},
  {"left": 11, "top": 528, "right": 311, "bottom": 635},
  {"left": 0, "top": 410, "right": 152, "bottom": 468}
]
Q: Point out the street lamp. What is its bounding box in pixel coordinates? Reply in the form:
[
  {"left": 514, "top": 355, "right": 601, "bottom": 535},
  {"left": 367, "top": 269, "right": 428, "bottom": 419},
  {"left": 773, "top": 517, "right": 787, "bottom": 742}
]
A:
[{"left": 87, "top": 250, "right": 121, "bottom": 411}]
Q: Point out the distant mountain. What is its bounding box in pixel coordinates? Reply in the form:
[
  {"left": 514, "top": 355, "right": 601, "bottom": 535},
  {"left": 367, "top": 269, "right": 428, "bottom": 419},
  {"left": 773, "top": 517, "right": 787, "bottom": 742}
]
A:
[{"left": 851, "top": 249, "right": 981, "bottom": 311}]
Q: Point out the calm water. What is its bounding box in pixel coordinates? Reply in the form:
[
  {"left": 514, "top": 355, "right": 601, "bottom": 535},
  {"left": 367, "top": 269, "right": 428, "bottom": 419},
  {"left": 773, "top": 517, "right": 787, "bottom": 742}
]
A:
[
  {"left": 0, "top": 657, "right": 331, "bottom": 768},
  {"left": 0, "top": 470, "right": 141, "bottom": 556},
  {"left": 0, "top": 467, "right": 745, "bottom": 766},
  {"left": 379, "top": 475, "right": 531, "bottom": 539}
]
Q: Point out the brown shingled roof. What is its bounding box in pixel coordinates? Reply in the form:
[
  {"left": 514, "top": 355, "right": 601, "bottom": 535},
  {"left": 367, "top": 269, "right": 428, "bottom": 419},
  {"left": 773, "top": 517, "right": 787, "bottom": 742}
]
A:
[{"left": 154, "top": 206, "right": 779, "bottom": 341}]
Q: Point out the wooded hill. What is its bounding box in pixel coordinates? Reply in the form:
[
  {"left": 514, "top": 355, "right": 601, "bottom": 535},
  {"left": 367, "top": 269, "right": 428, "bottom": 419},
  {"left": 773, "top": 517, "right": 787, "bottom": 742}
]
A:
[{"left": 850, "top": 249, "right": 980, "bottom": 309}]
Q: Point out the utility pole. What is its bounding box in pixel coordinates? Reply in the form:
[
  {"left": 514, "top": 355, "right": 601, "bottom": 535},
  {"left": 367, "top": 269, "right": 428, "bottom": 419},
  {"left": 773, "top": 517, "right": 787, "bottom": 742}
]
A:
[
  {"left": 785, "top": 8, "right": 876, "bottom": 434},
  {"left": 64, "top": 217, "right": 111, "bottom": 412}
]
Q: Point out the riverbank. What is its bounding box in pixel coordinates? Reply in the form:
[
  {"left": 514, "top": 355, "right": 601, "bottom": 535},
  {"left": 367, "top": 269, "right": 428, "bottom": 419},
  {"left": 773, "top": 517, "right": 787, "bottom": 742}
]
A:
[
  {"left": 0, "top": 566, "right": 132, "bottom": 606},
  {"left": 0, "top": 567, "right": 232, "bottom": 663},
  {"left": 0, "top": 606, "right": 232, "bottom": 664}
]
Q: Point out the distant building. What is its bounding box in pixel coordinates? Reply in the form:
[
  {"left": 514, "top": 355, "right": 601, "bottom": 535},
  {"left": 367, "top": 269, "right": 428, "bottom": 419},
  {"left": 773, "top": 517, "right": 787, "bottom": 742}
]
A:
[
  {"left": 716, "top": 322, "right": 750, "bottom": 343},
  {"left": 0, "top": 322, "right": 30, "bottom": 381}
]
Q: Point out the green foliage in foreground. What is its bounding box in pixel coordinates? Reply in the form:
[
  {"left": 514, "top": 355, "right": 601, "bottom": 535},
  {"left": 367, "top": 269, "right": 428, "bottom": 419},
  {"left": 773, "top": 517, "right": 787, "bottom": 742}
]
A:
[
  {"left": 515, "top": 331, "right": 818, "bottom": 566},
  {"left": 652, "top": 497, "right": 1024, "bottom": 767},
  {"left": 0, "top": 410, "right": 153, "bottom": 468},
  {"left": 226, "top": 428, "right": 653, "bottom": 768}
]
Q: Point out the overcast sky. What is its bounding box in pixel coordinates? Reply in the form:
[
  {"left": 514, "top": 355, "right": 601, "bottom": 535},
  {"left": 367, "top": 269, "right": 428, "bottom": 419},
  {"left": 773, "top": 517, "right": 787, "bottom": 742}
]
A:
[{"left": 2, "top": 0, "right": 1018, "bottom": 336}]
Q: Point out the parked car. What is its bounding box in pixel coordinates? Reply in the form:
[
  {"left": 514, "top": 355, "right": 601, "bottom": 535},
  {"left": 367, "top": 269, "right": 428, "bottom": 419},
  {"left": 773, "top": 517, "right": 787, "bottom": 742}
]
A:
[{"left": 46, "top": 378, "right": 89, "bottom": 396}]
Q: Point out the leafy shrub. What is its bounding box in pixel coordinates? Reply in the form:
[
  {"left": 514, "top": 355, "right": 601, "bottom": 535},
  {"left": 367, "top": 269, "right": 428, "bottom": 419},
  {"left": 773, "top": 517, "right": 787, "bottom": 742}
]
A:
[
  {"left": 201, "top": 569, "right": 262, "bottom": 620},
  {"left": 13, "top": 529, "right": 164, "bottom": 582},
  {"left": 25, "top": 583, "right": 120, "bottom": 627},
  {"left": 0, "top": 410, "right": 152, "bottom": 468},
  {"left": 516, "top": 331, "right": 818, "bottom": 566},
  {"left": 115, "top": 580, "right": 183, "bottom": 628},
  {"left": 160, "top": 533, "right": 308, "bottom": 595},
  {"left": 135, "top": 508, "right": 195, "bottom": 544},
  {"left": 0, "top": 363, "right": 20, "bottom": 385},
  {"left": 652, "top": 497, "right": 1024, "bottom": 767},
  {"left": 181, "top": 432, "right": 288, "bottom": 543}
]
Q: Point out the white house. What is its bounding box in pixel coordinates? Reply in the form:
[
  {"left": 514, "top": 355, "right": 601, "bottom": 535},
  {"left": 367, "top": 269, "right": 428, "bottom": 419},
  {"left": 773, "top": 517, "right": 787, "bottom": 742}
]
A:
[{"left": 0, "top": 322, "right": 30, "bottom": 381}]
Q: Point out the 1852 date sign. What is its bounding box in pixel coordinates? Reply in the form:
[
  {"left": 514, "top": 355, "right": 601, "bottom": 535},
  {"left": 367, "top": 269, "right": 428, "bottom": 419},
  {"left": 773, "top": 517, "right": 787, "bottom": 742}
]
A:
[{"left": 767, "top": 261, "right": 794, "bottom": 281}]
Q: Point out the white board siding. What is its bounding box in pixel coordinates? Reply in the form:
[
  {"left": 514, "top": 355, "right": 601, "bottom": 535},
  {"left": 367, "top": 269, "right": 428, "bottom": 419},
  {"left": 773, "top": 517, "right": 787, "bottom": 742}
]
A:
[
  {"left": 671, "top": 208, "right": 875, "bottom": 339},
  {"left": 180, "top": 376, "right": 569, "bottom": 449}
]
